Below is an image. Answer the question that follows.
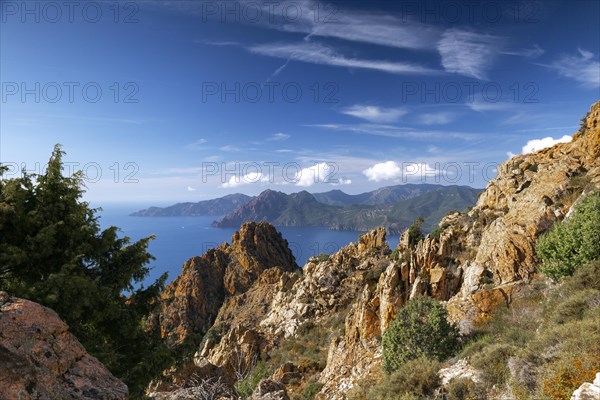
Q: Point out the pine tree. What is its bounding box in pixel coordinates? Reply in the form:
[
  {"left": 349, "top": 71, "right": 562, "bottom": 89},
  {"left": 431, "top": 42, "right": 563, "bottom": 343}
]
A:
[{"left": 0, "top": 144, "right": 172, "bottom": 398}]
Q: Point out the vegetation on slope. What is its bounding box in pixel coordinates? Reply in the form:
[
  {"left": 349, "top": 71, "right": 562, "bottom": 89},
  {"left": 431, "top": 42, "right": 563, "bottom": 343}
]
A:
[
  {"left": 350, "top": 191, "right": 600, "bottom": 400},
  {"left": 382, "top": 296, "right": 459, "bottom": 373},
  {"left": 536, "top": 191, "right": 600, "bottom": 280}
]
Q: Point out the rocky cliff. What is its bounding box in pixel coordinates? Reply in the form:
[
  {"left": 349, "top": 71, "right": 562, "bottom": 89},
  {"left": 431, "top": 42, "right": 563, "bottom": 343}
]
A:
[
  {"left": 153, "top": 221, "right": 299, "bottom": 346},
  {"left": 0, "top": 292, "right": 128, "bottom": 400},
  {"left": 150, "top": 102, "right": 600, "bottom": 399}
]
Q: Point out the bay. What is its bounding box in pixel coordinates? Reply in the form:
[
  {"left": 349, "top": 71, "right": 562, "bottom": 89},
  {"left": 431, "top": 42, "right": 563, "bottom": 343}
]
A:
[{"left": 97, "top": 204, "right": 400, "bottom": 285}]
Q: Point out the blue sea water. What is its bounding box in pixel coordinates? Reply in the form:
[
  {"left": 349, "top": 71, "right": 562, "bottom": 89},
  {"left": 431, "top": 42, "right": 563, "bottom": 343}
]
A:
[{"left": 97, "top": 205, "right": 400, "bottom": 285}]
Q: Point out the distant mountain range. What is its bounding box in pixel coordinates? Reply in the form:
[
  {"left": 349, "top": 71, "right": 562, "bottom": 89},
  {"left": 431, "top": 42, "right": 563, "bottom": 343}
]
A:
[
  {"left": 312, "top": 184, "right": 449, "bottom": 206},
  {"left": 212, "top": 186, "right": 481, "bottom": 233},
  {"left": 131, "top": 184, "right": 482, "bottom": 234},
  {"left": 130, "top": 193, "right": 252, "bottom": 217}
]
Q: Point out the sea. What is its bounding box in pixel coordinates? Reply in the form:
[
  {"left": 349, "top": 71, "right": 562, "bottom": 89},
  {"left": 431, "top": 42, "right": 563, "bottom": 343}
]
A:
[{"left": 97, "top": 204, "right": 400, "bottom": 286}]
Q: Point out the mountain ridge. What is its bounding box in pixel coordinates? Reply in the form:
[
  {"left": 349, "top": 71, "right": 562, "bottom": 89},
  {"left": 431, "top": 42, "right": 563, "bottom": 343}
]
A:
[
  {"left": 131, "top": 184, "right": 482, "bottom": 233},
  {"left": 212, "top": 185, "right": 482, "bottom": 233},
  {"left": 130, "top": 193, "right": 253, "bottom": 217}
]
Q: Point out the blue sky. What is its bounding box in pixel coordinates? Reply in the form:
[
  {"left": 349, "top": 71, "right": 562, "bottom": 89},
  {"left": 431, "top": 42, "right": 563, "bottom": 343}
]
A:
[{"left": 1, "top": 0, "right": 599, "bottom": 205}]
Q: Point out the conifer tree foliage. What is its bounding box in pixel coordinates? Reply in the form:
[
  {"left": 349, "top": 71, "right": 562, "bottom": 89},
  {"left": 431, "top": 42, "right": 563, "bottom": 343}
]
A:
[{"left": 0, "top": 145, "right": 172, "bottom": 398}]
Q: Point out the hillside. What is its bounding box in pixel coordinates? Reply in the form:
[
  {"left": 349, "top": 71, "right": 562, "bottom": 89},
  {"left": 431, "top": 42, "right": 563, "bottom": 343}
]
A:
[
  {"left": 313, "top": 183, "right": 447, "bottom": 206},
  {"left": 130, "top": 184, "right": 470, "bottom": 221},
  {"left": 130, "top": 193, "right": 253, "bottom": 216},
  {"left": 148, "top": 101, "right": 600, "bottom": 400},
  {"left": 213, "top": 186, "right": 481, "bottom": 233}
]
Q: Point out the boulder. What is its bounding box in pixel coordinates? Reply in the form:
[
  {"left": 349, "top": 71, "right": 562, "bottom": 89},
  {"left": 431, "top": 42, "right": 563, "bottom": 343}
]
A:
[{"left": 0, "top": 293, "right": 127, "bottom": 400}]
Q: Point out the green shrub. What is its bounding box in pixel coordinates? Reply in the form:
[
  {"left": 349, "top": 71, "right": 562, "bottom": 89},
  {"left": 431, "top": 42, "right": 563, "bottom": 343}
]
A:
[
  {"left": 536, "top": 191, "right": 600, "bottom": 280},
  {"left": 527, "top": 163, "right": 539, "bottom": 172},
  {"left": 235, "top": 360, "right": 270, "bottom": 400},
  {"left": 429, "top": 228, "right": 443, "bottom": 240},
  {"left": 457, "top": 333, "right": 493, "bottom": 359},
  {"left": 563, "top": 260, "right": 600, "bottom": 291},
  {"left": 203, "top": 324, "right": 229, "bottom": 344},
  {"left": 445, "top": 377, "right": 486, "bottom": 400},
  {"left": 550, "top": 288, "right": 600, "bottom": 325},
  {"left": 300, "top": 379, "right": 324, "bottom": 400},
  {"left": 316, "top": 253, "right": 330, "bottom": 262},
  {"left": 407, "top": 217, "right": 425, "bottom": 245},
  {"left": 382, "top": 297, "right": 459, "bottom": 373},
  {"left": 577, "top": 111, "right": 590, "bottom": 135},
  {"left": 470, "top": 343, "right": 516, "bottom": 386},
  {"left": 349, "top": 357, "right": 440, "bottom": 400}
]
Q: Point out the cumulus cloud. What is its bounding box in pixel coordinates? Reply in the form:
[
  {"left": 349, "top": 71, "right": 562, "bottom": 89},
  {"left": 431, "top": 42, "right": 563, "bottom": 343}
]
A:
[
  {"left": 521, "top": 135, "right": 572, "bottom": 154},
  {"left": 295, "top": 163, "right": 351, "bottom": 187},
  {"left": 342, "top": 105, "right": 407, "bottom": 123},
  {"left": 221, "top": 172, "right": 269, "bottom": 188},
  {"left": 549, "top": 48, "right": 600, "bottom": 87},
  {"left": 363, "top": 161, "right": 402, "bottom": 182},
  {"left": 363, "top": 161, "right": 440, "bottom": 182},
  {"left": 187, "top": 186, "right": 197, "bottom": 192}
]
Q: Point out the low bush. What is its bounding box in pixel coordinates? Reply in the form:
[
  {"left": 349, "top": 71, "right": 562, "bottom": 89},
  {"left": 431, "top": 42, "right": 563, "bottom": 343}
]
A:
[
  {"left": 235, "top": 360, "right": 270, "bottom": 400},
  {"left": 470, "top": 343, "right": 516, "bottom": 386},
  {"left": 536, "top": 191, "right": 600, "bottom": 280},
  {"left": 382, "top": 296, "right": 459, "bottom": 373},
  {"left": 445, "top": 377, "right": 486, "bottom": 400},
  {"left": 540, "top": 351, "right": 600, "bottom": 400},
  {"left": 349, "top": 357, "right": 440, "bottom": 400}
]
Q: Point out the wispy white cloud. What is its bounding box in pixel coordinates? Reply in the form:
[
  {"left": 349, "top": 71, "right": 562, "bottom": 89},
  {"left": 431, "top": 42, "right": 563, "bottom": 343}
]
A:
[
  {"left": 268, "top": 132, "right": 290, "bottom": 141},
  {"left": 341, "top": 105, "right": 407, "bottom": 123},
  {"left": 416, "top": 112, "right": 456, "bottom": 125},
  {"left": 467, "top": 99, "right": 515, "bottom": 112},
  {"left": 547, "top": 48, "right": 600, "bottom": 87},
  {"left": 219, "top": 145, "right": 242, "bottom": 152},
  {"left": 185, "top": 138, "right": 208, "bottom": 150},
  {"left": 249, "top": 42, "right": 439, "bottom": 75},
  {"left": 276, "top": 2, "right": 440, "bottom": 51},
  {"left": 501, "top": 44, "right": 544, "bottom": 59},
  {"left": 308, "top": 123, "right": 477, "bottom": 141},
  {"left": 197, "top": 40, "right": 241, "bottom": 47},
  {"left": 438, "top": 29, "right": 504, "bottom": 79},
  {"left": 187, "top": 186, "right": 197, "bottom": 192}
]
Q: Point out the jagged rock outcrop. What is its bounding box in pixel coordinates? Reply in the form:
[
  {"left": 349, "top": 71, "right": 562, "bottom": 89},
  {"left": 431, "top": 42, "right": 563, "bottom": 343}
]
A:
[
  {"left": 438, "top": 359, "right": 482, "bottom": 385},
  {"left": 0, "top": 293, "right": 128, "bottom": 400},
  {"left": 153, "top": 221, "right": 299, "bottom": 345},
  {"left": 318, "top": 101, "right": 600, "bottom": 396},
  {"left": 152, "top": 103, "right": 600, "bottom": 400}
]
